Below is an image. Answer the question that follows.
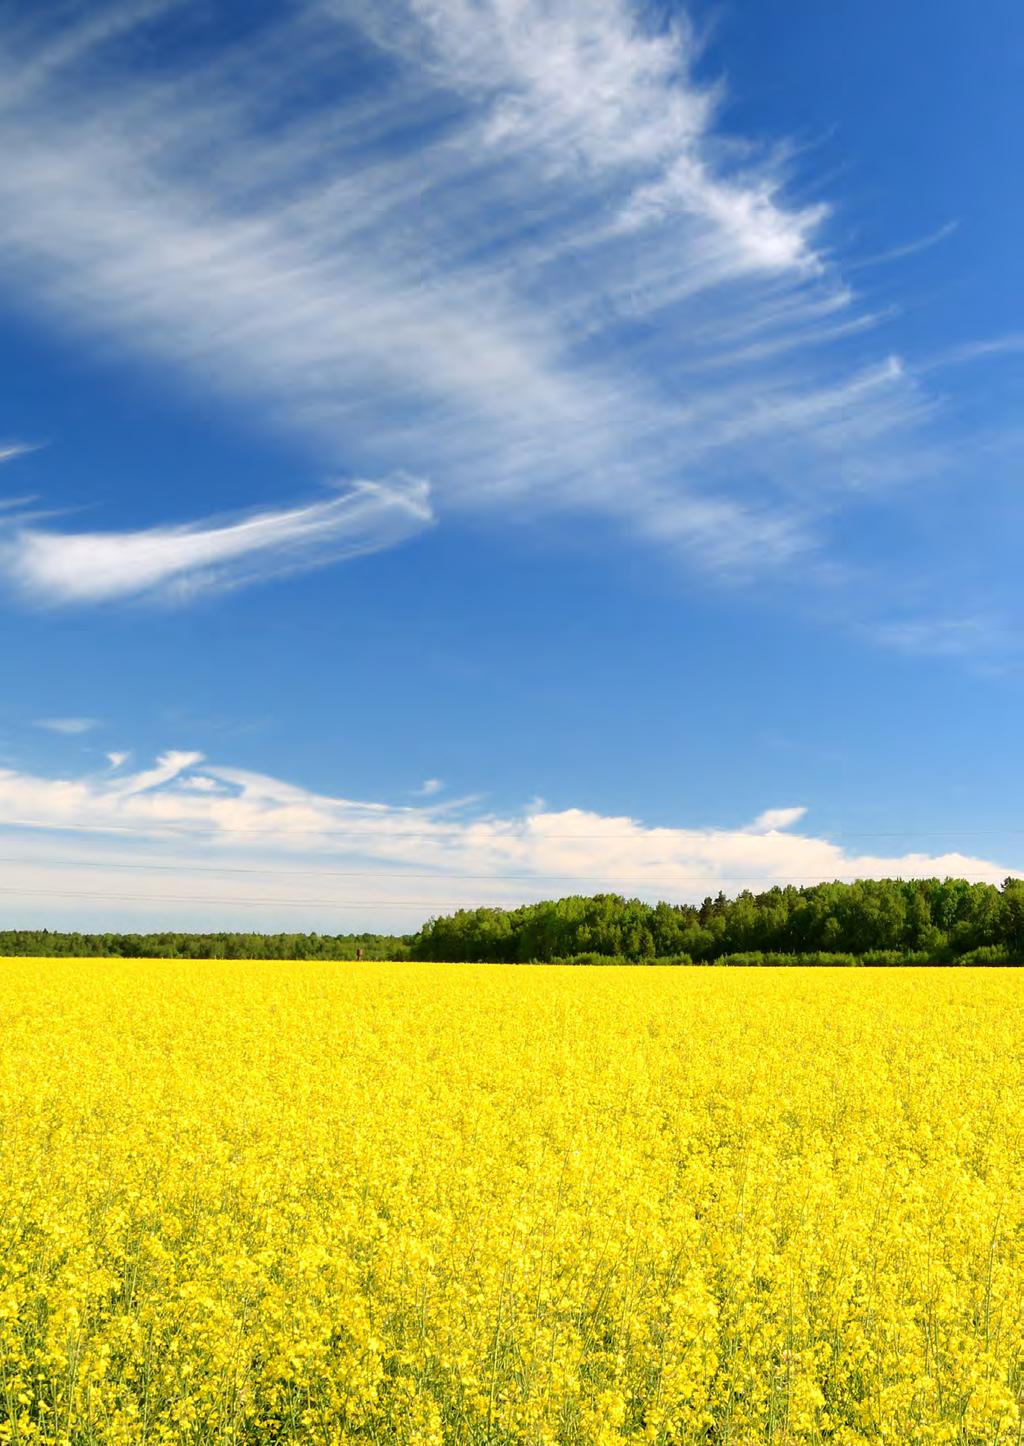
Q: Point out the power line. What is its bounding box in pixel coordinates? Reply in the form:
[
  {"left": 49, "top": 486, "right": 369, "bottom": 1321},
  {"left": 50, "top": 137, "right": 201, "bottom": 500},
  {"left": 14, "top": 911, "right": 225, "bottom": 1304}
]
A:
[
  {"left": 0, "top": 886, "right": 478, "bottom": 909},
  {"left": 3, "top": 815, "right": 1024, "bottom": 843},
  {"left": 0, "top": 872, "right": 1019, "bottom": 912},
  {"left": 0, "top": 855, "right": 1017, "bottom": 887}
]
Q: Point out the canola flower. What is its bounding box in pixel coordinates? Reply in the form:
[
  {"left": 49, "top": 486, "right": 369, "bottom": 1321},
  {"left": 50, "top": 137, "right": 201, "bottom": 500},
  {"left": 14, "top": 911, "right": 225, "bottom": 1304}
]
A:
[{"left": 0, "top": 960, "right": 1022, "bottom": 1445}]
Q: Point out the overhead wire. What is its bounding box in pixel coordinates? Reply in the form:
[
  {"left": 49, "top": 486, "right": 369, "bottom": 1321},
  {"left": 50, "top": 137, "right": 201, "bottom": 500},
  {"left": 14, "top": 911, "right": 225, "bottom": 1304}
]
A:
[
  {"left": 3, "top": 816, "right": 1024, "bottom": 842},
  {"left": 0, "top": 855, "right": 1016, "bottom": 887}
]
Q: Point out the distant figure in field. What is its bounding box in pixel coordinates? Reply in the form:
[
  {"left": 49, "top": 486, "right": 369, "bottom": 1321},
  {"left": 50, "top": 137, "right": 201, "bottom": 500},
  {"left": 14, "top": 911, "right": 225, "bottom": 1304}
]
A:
[{"left": 356, "top": 947, "right": 364, "bottom": 960}]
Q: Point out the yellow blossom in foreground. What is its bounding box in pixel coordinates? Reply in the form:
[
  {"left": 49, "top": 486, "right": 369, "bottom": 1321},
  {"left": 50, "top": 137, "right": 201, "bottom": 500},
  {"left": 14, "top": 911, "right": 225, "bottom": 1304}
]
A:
[{"left": 0, "top": 960, "right": 1022, "bottom": 1444}]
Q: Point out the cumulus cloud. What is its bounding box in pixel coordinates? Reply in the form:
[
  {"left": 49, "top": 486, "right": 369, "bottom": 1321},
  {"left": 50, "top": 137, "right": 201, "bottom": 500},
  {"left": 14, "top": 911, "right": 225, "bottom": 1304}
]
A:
[
  {"left": 0, "top": 752, "right": 1017, "bottom": 931},
  {"left": 0, "top": 478, "right": 432, "bottom": 604}
]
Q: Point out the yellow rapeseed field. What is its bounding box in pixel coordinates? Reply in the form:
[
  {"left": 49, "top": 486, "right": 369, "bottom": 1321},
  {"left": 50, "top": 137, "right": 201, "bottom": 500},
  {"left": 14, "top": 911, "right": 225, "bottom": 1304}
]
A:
[{"left": 1, "top": 961, "right": 1022, "bottom": 1445}]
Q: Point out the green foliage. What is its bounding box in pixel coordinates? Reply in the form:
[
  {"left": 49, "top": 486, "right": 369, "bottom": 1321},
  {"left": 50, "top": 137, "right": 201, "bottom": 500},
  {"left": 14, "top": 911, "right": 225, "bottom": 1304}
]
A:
[
  {"left": 0, "top": 929, "right": 412, "bottom": 960},
  {"left": 411, "top": 876, "right": 1024, "bottom": 964}
]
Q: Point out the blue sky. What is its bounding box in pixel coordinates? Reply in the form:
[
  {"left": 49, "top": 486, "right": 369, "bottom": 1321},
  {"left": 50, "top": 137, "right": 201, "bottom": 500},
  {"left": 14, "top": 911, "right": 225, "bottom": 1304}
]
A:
[{"left": 0, "top": 0, "right": 1021, "bottom": 930}]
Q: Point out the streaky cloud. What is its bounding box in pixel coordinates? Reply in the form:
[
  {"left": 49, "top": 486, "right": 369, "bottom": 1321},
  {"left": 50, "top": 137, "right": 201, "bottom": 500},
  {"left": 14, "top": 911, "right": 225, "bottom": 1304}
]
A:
[
  {"left": 917, "top": 334, "right": 1024, "bottom": 374},
  {"left": 870, "top": 614, "right": 1009, "bottom": 661},
  {"left": 35, "top": 717, "right": 99, "bottom": 735},
  {"left": 848, "top": 220, "right": 959, "bottom": 272},
  {"left": 0, "top": 441, "right": 39, "bottom": 465},
  {"left": 0, "top": 477, "right": 433, "bottom": 605},
  {"left": 0, "top": 0, "right": 938, "bottom": 587}
]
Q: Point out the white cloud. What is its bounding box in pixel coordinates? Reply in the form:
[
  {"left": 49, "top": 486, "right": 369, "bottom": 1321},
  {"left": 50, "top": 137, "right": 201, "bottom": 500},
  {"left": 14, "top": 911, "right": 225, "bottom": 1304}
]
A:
[
  {"left": 180, "top": 776, "right": 225, "bottom": 793},
  {"left": 398, "top": 0, "right": 826, "bottom": 271},
  {"left": 918, "top": 334, "right": 1024, "bottom": 374},
  {"left": 871, "top": 615, "right": 1006, "bottom": 660},
  {"left": 35, "top": 717, "right": 98, "bottom": 735},
  {"left": 106, "top": 752, "right": 129, "bottom": 769},
  {"left": 0, "top": 751, "right": 1017, "bottom": 931},
  {"left": 750, "top": 806, "right": 807, "bottom": 833},
  {"left": 416, "top": 778, "right": 445, "bottom": 797},
  {"left": 0, "top": 442, "right": 37, "bottom": 465},
  {"left": 0, "top": 1, "right": 937, "bottom": 588},
  {"left": 112, "top": 751, "right": 205, "bottom": 797},
  {"left": 0, "top": 478, "right": 433, "bottom": 604},
  {"left": 848, "top": 220, "right": 959, "bottom": 273}
]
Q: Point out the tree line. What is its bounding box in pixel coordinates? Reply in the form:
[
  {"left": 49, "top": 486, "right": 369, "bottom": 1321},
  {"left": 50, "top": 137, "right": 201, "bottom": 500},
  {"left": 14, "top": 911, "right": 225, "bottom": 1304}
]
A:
[
  {"left": 410, "top": 877, "right": 1024, "bottom": 964},
  {"left": 2, "top": 876, "right": 1023, "bottom": 963},
  {"left": 0, "top": 929, "right": 411, "bottom": 960}
]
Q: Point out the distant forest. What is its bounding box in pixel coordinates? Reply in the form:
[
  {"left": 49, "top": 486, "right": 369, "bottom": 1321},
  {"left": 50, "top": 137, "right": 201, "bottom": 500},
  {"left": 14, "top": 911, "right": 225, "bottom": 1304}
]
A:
[
  {"left": 0, "top": 930, "right": 410, "bottom": 961},
  {"left": 4, "top": 875, "right": 1024, "bottom": 964}
]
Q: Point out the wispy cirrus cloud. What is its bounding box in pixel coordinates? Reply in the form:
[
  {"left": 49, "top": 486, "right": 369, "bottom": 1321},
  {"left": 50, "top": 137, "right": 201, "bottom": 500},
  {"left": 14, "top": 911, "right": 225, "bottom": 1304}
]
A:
[
  {"left": 35, "top": 717, "right": 99, "bottom": 735},
  {"left": 0, "top": 751, "right": 1018, "bottom": 930},
  {"left": 919, "top": 334, "right": 1024, "bottom": 374},
  {"left": 0, "top": 477, "right": 432, "bottom": 605},
  {"left": 0, "top": 0, "right": 942, "bottom": 590},
  {"left": 848, "top": 220, "right": 959, "bottom": 273},
  {"left": 870, "top": 614, "right": 1012, "bottom": 662},
  {"left": 0, "top": 441, "right": 38, "bottom": 466}
]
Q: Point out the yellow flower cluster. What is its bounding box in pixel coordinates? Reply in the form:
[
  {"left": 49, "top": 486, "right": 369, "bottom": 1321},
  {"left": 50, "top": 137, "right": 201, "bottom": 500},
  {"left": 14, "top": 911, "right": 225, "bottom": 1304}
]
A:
[{"left": 0, "top": 959, "right": 1022, "bottom": 1444}]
